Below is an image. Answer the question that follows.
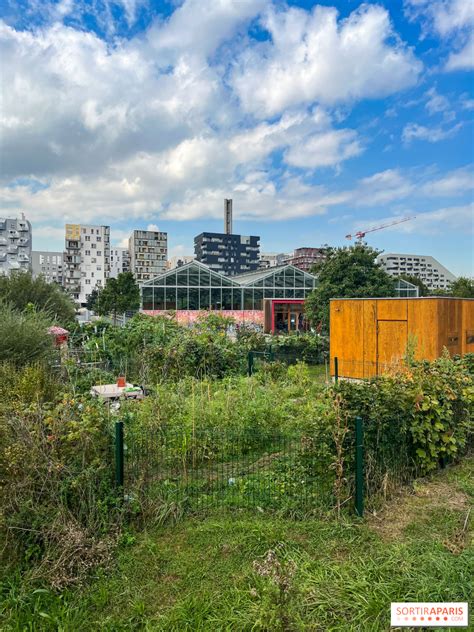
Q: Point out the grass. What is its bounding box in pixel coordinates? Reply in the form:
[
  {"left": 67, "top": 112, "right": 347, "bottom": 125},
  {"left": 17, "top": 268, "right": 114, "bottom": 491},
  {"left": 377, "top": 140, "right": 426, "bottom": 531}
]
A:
[{"left": 1, "top": 457, "right": 473, "bottom": 631}]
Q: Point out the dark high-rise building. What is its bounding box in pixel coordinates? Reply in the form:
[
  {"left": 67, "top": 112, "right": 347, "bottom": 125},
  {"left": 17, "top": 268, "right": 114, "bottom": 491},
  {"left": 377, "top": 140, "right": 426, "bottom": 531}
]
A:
[
  {"left": 194, "top": 199, "right": 260, "bottom": 276},
  {"left": 194, "top": 232, "right": 260, "bottom": 276}
]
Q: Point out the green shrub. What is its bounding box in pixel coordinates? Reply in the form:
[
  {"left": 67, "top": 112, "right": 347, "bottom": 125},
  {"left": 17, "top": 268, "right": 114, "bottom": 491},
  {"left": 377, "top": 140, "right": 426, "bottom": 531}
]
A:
[
  {"left": 0, "top": 384, "right": 120, "bottom": 587},
  {"left": 0, "top": 304, "right": 55, "bottom": 367},
  {"left": 0, "top": 271, "right": 76, "bottom": 327}
]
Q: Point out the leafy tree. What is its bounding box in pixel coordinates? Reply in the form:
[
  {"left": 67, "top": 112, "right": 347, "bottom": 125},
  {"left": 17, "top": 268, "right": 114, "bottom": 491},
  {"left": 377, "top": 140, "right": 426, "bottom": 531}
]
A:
[
  {"left": 305, "top": 244, "right": 396, "bottom": 332},
  {"left": 398, "top": 274, "right": 430, "bottom": 297},
  {"left": 85, "top": 287, "right": 100, "bottom": 311},
  {"left": 0, "top": 271, "right": 76, "bottom": 326},
  {"left": 448, "top": 276, "right": 474, "bottom": 298},
  {"left": 0, "top": 302, "right": 54, "bottom": 366},
  {"left": 94, "top": 272, "right": 140, "bottom": 323}
]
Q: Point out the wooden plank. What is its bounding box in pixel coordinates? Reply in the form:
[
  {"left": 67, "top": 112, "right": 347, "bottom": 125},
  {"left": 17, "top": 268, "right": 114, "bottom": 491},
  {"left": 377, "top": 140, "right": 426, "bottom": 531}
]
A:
[
  {"left": 330, "top": 299, "right": 364, "bottom": 378},
  {"left": 407, "top": 299, "right": 439, "bottom": 360},
  {"left": 363, "top": 300, "right": 377, "bottom": 378},
  {"left": 376, "top": 320, "right": 408, "bottom": 374},
  {"left": 462, "top": 300, "right": 474, "bottom": 355},
  {"left": 377, "top": 299, "right": 407, "bottom": 321}
]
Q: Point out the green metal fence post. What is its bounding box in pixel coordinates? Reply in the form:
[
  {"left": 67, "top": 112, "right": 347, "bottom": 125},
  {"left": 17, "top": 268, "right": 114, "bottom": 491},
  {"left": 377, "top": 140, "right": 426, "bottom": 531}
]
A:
[
  {"left": 115, "top": 420, "right": 124, "bottom": 488},
  {"left": 334, "top": 356, "right": 339, "bottom": 383},
  {"left": 355, "top": 416, "right": 364, "bottom": 517},
  {"left": 247, "top": 351, "right": 254, "bottom": 377},
  {"left": 269, "top": 344, "right": 274, "bottom": 362}
]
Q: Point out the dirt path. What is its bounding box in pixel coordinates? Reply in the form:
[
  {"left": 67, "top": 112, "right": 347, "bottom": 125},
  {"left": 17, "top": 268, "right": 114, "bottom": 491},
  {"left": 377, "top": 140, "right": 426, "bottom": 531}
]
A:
[{"left": 367, "top": 459, "right": 473, "bottom": 553}]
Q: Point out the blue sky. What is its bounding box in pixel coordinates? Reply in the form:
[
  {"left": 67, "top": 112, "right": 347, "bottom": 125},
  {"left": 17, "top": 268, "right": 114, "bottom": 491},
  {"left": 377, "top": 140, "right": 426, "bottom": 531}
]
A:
[{"left": 0, "top": 0, "right": 473, "bottom": 276}]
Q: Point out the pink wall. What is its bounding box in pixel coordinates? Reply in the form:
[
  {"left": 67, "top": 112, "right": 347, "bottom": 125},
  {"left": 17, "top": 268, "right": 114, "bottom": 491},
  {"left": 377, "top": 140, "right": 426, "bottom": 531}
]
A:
[{"left": 142, "top": 309, "right": 264, "bottom": 326}]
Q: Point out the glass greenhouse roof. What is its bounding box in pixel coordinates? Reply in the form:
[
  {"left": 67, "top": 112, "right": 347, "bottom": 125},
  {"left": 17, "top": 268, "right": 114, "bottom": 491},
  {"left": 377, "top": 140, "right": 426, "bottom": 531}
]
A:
[{"left": 141, "top": 261, "right": 318, "bottom": 311}]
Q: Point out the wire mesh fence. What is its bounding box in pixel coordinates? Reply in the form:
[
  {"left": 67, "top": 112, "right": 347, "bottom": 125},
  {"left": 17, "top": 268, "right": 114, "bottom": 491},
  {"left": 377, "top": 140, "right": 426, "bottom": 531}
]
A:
[
  {"left": 123, "top": 426, "right": 335, "bottom": 515},
  {"left": 361, "top": 417, "right": 419, "bottom": 511},
  {"left": 248, "top": 349, "right": 329, "bottom": 381}
]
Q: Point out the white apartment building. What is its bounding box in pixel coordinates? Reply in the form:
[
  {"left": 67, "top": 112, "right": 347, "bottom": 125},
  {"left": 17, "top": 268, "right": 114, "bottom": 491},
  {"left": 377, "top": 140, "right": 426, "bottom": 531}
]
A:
[
  {"left": 110, "top": 247, "right": 130, "bottom": 278},
  {"left": 64, "top": 224, "right": 110, "bottom": 305},
  {"left": 259, "top": 252, "right": 292, "bottom": 269},
  {"left": 377, "top": 253, "right": 457, "bottom": 291},
  {"left": 32, "top": 251, "right": 63, "bottom": 284},
  {"left": 166, "top": 255, "right": 194, "bottom": 270},
  {"left": 0, "top": 215, "right": 32, "bottom": 275},
  {"left": 129, "top": 229, "right": 167, "bottom": 283}
]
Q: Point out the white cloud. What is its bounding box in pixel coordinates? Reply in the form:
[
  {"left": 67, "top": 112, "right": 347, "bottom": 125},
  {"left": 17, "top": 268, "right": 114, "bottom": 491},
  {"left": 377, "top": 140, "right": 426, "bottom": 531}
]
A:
[
  {"left": 232, "top": 4, "right": 421, "bottom": 117},
  {"left": 420, "top": 166, "right": 474, "bottom": 196},
  {"left": 402, "top": 122, "right": 462, "bottom": 143},
  {"left": 445, "top": 32, "right": 474, "bottom": 70},
  {"left": 285, "top": 129, "right": 362, "bottom": 169},
  {"left": 405, "top": 0, "right": 474, "bottom": 71},
  {"left": 145, "top": 0, "right": 265, "bottom": 61},
  {"left": 424, "top": 87, "right": 451, "bottom": 115},
  {"left": 405, "top": 0, "right": 474, "bottom": 37}
]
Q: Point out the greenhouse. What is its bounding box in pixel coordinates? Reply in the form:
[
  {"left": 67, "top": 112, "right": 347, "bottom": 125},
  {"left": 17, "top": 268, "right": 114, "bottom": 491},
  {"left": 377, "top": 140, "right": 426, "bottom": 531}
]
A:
[
  {"left": 141, "top": 260, "right": 419, "bottom": 332},
  {"left": 141, "top": 260, "right": 317, "bottom": 312}
]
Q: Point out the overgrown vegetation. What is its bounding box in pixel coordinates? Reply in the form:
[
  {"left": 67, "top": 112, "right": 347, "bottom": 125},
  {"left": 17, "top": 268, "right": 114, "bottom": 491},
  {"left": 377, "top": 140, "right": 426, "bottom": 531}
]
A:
[
  {"left": 0, "top": 303, "right": 55, "bottom": 367},
  {"left": 72, "top": 312, "right": 328, "bottom": 381},
  {"left": 1, "top": 351, "right": 472, "bottom": 594},
  {"left": 0, "top": 271, "right": 76, "bottom": 327},
  {"left": 0, "top": 303, "right": 472, "bottom": 630},
  {"left": 1, "top": 458, "right": 472, "bottom": 631}
]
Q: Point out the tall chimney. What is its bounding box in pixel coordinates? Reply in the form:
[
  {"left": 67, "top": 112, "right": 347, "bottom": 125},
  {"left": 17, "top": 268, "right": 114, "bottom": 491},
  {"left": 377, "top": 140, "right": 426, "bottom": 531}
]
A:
[{"left": 224, "top": 198, "right": 233, "bottom": 235}]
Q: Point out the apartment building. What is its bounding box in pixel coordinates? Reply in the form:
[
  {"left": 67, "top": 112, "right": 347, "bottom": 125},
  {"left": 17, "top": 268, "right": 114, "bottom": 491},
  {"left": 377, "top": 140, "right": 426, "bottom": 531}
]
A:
[
  {"left": 259, "top": 252, "right": 291, "bottom": 269},
  {"left": 32, "top": 251, "right": 63, "bottom": 284},
  {"left": 377, "top": 253, "right": 457, "bottom": 291},
  {"left": 0, "top": 215, "right": 32, "bottom": 275},
  {"left": 129, "top": 229, "right": 167, "bottom": 283},
  {"left": 286, "top": 247, "right": 327, "bottom": 272},
  {"left": 110, "top": 247, "right": 130, "bottom": 278},
  {"left": 64, "top": 224, "right": 110, "bottom": 305},
  {"left": 166, "top": 255, "right": 194, "bottom": 270},
  {"left": 194, "top": 232, "right": 260, "bottom": 276}
]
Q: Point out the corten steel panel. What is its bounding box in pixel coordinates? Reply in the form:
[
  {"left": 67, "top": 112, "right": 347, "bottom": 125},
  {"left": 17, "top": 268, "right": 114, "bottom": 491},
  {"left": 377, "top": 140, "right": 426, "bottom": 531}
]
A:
[
  {"left": 377, "top": 320, "right": 408, "bottom": 375},
  {"left": 363, "top": 300, "right": 377, "bottom": 378},
  {"left": 407, "top": 298, "right": 440, "bottom": 360},
  {"left": 376, "top": 299, "right": 408, "bottom": 321},
  {"left": 330, "top": 299, "right": 364, "bottom": 378},
  {"left": 435, "top": 299, "right": 462, "bottom": 357},
  {"left": 462, "top": 300, "right": 474, "bottom": 354},
  {"left": 264, "top": 299, "right": 272, "bottom": 333},
  {"left": 331, "top": 298, "right": 474, "bottom": 380}
]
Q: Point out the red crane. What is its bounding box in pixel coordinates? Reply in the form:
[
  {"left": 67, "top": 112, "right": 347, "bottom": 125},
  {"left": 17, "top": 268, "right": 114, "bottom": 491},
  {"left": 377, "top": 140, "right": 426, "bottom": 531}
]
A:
[{"left": 345, "top": 216, "right": 416, "bottom": 240}]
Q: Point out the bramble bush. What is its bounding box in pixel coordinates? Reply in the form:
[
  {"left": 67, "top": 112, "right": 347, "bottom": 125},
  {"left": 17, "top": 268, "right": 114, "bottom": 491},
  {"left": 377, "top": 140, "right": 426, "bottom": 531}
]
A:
[
  {"left": 338, "top": 352, "right": 473, "bottom": 502},
  {"left": 0, "top": 365, "right": 120, "bottom": 588}
]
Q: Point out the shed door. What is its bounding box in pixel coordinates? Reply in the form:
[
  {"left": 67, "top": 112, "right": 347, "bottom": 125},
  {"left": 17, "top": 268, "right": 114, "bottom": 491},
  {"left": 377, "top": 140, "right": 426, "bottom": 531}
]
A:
[{"left": 377, "top": 320, "right": 407, "bottom": 374}]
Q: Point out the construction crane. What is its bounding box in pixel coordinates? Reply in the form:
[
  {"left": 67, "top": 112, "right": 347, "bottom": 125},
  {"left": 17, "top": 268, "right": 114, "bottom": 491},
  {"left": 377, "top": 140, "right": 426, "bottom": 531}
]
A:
[{"left": 345, "top": 216, "right": 416, "bottom": 240}]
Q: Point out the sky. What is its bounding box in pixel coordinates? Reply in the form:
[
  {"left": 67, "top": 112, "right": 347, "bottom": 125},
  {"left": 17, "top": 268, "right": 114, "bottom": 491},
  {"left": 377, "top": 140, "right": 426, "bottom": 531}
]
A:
[{"left": 0, "top": 0, "right": 473, "bottom": 276}]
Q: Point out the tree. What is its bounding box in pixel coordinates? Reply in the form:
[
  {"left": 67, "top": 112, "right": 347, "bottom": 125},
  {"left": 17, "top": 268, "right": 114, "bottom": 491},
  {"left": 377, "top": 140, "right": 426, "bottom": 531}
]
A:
[
  {"left": 85, "top": 288, "right": 100, "bottom": 311},
  {"left": 0, "top": 271, "right": 76, "bottom": 326},
  {"left": 305, "top": 243, "right": 396, "bottom": 332},
  {"left": 0, "top": 302, "right": 54, "bottom": 366},
  {"left": 398, "top": 274, "right": 430, "bottom": 297},
  {"left": 448, "top": 277, "right": 474, "bottom": 298},
  {"left": 94, "top": 272, "right": 140, "bottom": 323}
]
